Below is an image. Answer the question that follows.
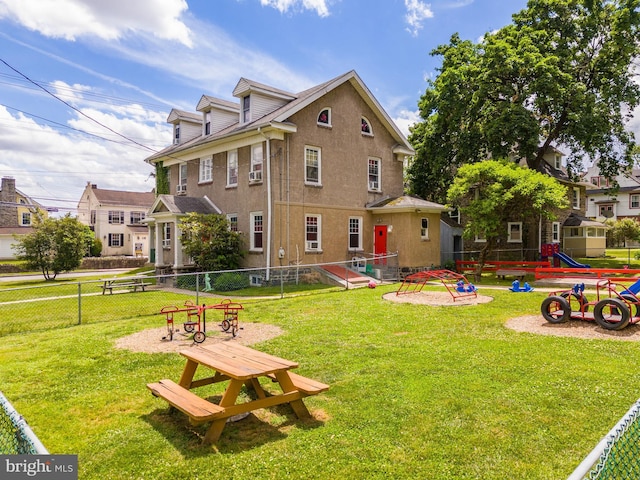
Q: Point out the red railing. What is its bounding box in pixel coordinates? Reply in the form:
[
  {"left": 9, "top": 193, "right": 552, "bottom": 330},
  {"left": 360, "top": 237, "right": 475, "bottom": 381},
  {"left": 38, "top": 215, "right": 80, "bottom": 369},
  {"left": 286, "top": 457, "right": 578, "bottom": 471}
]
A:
[{"left": 455, "top": 260, "right": 551, "bottom": 273}]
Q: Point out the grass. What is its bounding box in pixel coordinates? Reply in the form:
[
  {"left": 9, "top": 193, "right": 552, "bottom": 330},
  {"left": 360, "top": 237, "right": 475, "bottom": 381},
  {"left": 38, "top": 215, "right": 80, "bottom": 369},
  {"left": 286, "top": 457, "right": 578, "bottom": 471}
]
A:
[{"left": 1, "top": 282, "right": 640, "bottom": 479}]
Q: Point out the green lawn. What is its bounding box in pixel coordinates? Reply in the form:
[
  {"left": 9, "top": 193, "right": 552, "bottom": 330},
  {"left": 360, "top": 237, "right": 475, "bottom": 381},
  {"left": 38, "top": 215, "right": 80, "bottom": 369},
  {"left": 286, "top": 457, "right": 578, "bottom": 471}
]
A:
[{"left": 1, "top": 283, "right": 639, "bottom": 479}]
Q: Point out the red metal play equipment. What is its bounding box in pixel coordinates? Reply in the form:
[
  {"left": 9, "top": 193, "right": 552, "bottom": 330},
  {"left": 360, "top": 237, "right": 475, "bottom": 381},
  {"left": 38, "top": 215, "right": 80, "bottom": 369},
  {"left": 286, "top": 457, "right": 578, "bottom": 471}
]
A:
[
  {"left": 541, "top": 279, "right": 640, "bottom": 330},
  {"left": 396, "top": 269, "right": 477, "bottom": 302},
  {"left": 159, "top": 299, "right": 245, "bottom": 342}
]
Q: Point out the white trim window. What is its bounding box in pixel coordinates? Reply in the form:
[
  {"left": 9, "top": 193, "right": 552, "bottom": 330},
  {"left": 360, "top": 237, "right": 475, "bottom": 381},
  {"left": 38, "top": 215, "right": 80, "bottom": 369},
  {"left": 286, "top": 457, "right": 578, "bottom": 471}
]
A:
[
  {"left": 227, "top": 214, "right": 238, "bottom": 232},
  {"left": 305, "top": 146, "right": 321, "bottom": 185},
  {"left": 199, "top": 156, "right": 212, "bottom": 183},
  {"left": 552, "top": 222, "right": 560, "bottom": 243},
  {"left": 174, "top": 125, "right": 180, "bottom": 144},
  {"left": 348, "top": 217, "right": 363, "bottom": 251},
  {"left": 20, "top": 212, "right": 32, "bottom": 226},
  {"left": 554, "top": 154, "right": 562, "bottom": 169},
  {"left": 242, "top": 96, "right": 250, "bottom": 123},
  {"left": 250, "top": 212, "right": 263, "bottom": 251},
  {"left": 305, "top": 215, "right": 321, "bottom": 251},
  {"left": 227, "top": 150, "right": 238, "bottom": 187},
  {"left": 109, "top": 233, "right": 124, "bottom": 247},
  {"left": 368, "top": 158, "right": 380, "bottom": 191},
  {"left": 204, "top": 112, "right": 211, "bottom": 135},
  {"left": 108, "top": 211, "right": 124, "bottom": 224},
  {"left": 420, "top": 218, "right": 429, "bottom": 240},
  {"left": 177, "top": 163, "right": 187, "bottom": 194},
  {"left": 475, "top": 232, "right": 486, "bottom": 243},
  {"left": 630, "top": 195, "right": 640, "bottom": 209},
  {"left": 361, "top": 116, "right": 373, "bottom": 136},
  {"left": 162, "top": 223, "right": 171, "bottom": 249},
  {"left": 508, "top": 222, "right": 522, "bottom": 243},
  {"left": 130, "top": 211, "right": 145, "bottom": 224},
  {"left": 572, "top": 187, "right": 581, "bottom": 209},
  {"left": 250, "top": 144, "right": 263, "bottom": 183},
  {"left": 317, "top": 108, "right": 331, "bottom": 127}
]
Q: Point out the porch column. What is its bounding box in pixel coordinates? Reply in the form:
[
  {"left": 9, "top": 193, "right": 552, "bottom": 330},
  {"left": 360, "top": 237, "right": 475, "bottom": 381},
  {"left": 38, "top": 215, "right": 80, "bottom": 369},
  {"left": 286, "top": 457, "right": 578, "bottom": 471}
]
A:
[
  {"left": 154, "top": 223, "right": 162, "bottom": 267},
  {"left": 174, "top": 222, "right": 182, "bottom": 268}
]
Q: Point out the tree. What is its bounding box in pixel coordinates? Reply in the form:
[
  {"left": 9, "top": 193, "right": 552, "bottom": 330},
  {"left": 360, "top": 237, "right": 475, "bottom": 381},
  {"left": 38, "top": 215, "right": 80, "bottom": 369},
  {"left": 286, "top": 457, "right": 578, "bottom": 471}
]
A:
[
  {"left": 179, "top": 213, "right": 244, "bottom": 271},
  {"left": 408, "top": 0, "right": 640, "bottom": 203},
  {"left": 607, "top": 217, "right": 640, "bottom": 247},
  {"left": 446, "top": 160, "right": 569, "bottom": 281},
  {"left": 14, "top": 213, "right": 94, "bottom": 280}
]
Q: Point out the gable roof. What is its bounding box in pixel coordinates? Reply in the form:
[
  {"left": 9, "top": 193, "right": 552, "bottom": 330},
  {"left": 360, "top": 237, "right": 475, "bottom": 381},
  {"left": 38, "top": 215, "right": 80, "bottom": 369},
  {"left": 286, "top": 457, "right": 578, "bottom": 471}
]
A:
[
  {"left": 145, "top": 70, "right": 414, "bottom": 164},
  {"left": 167, "top": 109, "right": 202, "bottom": 125},
  {"left": 90, "top": 188, "right": 155, "bottom": 208},
  {"left": 149, "top": 195, "right": 221, "bottom": 215}
]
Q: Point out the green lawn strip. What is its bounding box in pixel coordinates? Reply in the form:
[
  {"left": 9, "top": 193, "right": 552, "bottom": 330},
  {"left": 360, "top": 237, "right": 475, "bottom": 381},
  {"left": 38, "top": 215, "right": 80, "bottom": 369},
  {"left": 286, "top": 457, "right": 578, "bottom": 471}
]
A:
[{"left": 1, "top": 285, "right": 639, "bottom": 479}]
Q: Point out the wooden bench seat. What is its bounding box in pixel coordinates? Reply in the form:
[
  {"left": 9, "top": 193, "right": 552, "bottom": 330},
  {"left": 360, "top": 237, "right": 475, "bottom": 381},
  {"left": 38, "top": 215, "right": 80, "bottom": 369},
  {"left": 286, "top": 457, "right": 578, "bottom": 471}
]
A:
[
  {"left": 102, "top": 281, "right": 151, "bottom": 294},
  {"left": 268, "top": 372, "right": 329, "bottom": 396},
  {"left": 147, "top": 379, "right": 225, "bottom": 424},
  {"left": 496, "top": 269, "right": 526, "bottom": 281}
]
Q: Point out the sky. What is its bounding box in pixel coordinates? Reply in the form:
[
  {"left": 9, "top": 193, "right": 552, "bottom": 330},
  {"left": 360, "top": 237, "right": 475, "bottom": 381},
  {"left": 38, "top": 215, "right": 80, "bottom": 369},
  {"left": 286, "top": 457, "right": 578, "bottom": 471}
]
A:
[{"left": 0, "top": 0, "right": 563, "bottom": 215}]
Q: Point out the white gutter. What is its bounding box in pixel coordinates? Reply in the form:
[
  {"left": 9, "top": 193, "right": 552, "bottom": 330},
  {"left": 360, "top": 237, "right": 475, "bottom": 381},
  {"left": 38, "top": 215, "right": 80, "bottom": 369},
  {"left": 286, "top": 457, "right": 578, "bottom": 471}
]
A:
[{"left": 259, "top": 127, "right": 272, "bottom": 281}]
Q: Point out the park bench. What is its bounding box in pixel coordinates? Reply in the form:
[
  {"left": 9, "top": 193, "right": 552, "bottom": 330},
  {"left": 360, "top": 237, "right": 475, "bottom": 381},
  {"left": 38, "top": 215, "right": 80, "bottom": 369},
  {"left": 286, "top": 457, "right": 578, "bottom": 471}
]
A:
[
  {"left": 101, "top": 277, "right": 151, "bottom": 294},
  {"left": 496, "top": 269, "right": 527, "bottom": 281}
]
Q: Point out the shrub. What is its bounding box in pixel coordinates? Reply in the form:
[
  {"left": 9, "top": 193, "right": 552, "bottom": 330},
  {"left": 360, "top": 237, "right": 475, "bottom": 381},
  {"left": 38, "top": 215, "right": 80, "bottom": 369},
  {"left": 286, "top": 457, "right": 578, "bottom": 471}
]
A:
[{"left": 213, "top": 272, "right": 249, "bottom": 291}]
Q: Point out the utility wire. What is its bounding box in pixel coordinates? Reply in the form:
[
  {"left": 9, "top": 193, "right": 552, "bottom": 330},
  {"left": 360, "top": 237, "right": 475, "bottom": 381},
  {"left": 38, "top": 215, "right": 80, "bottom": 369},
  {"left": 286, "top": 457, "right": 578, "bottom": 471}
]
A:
[{"left": 0, "top": 57, "right": 158, "bottom": 153}]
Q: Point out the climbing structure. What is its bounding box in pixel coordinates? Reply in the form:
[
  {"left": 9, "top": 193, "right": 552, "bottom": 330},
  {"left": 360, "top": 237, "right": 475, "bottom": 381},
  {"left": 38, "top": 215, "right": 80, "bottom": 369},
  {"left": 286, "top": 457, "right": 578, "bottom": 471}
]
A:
[{"left": 396, "top": 269, "right": 477, "bottom": 302}]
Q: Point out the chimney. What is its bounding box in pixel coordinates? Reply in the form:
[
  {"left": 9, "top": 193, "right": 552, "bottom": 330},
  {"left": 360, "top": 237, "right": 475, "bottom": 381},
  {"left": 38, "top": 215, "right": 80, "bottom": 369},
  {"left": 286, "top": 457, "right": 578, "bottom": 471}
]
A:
[
  {"left": 1, "top": 177, "right": 16, "bottom": 203},
  {"left": 0, "top": 177, "right": 18, "bottom": 227}
]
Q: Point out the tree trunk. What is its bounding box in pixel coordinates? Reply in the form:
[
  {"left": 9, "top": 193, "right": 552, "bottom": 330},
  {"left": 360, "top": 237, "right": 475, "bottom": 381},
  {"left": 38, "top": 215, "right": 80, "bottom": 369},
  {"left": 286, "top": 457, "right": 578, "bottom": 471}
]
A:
[{"left": 474, "top": 241, "right": 493, "bottom": 283}]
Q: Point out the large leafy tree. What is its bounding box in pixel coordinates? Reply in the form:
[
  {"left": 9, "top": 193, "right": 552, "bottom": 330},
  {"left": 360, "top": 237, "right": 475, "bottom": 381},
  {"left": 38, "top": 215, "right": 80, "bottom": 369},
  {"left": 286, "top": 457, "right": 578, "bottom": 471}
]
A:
[
  {"left": 179, "top": 213, "right": 244, "bottom": 271},
  {"left": 447, "top": 160, "right": 569, "bottom": 280},
  {"left": 14, "top": 213, "right": 94, "bottom": 280},
  {"left": 409, "top": 0, "right": 640, "bottom": 203}
]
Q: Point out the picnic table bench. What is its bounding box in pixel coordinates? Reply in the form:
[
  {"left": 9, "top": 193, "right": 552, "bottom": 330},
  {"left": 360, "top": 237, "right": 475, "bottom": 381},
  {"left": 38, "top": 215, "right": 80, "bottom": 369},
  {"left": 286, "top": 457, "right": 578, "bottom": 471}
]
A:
[
  {"left": 147, "top": 343, "right": 329, "bottom": 443},
  {"left": 101, "top": 277, "right": 151, "bottom": 294},
  {"left": 496, "top": 269, "right": 527, "bottom": 281}
]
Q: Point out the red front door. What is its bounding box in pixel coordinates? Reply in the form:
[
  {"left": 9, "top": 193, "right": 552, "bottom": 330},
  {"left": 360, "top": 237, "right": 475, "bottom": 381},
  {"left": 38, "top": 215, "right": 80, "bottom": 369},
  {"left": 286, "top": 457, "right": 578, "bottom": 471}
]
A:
[{"left": 374, "top": 225, "right": 387, "bottom": 264}]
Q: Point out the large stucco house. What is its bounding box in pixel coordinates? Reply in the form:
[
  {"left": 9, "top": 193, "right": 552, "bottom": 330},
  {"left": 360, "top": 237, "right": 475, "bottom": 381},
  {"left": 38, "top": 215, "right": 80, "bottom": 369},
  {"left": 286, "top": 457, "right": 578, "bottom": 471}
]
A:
[
  {"left": 144, "top": 70, "right": 448, "bottom": 277},
  {"left": 76, "top": 182, "right": 155, "bottom": 257}
]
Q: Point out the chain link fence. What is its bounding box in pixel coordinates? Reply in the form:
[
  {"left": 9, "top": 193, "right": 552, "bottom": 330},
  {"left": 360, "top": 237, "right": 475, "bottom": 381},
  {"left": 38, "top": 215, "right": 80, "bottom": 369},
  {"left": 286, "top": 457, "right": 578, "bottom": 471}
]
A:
[
  {"left": 0, "top": 255, "right": 399, "bottom": 338},
  {"left": 568, "top": 398, "right": 640, "bottom": 479},
  {"left": 0, "top": 392, "right": 48, "bottom": 454}
]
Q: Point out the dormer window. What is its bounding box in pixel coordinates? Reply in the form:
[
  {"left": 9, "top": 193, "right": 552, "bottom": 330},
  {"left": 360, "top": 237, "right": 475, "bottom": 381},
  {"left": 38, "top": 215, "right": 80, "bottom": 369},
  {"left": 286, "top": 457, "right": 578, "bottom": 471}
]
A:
[
  {"left": 361, "top": 117, "right": 372, "bottom": 135},
  {"left": 317, "top": 108, "right": 331, "bottom": 126},
  {"left": 554, "top": 154, "right": 561, "bottom": 169},
  {"left": 242, "top": 96, "right": 250, "bottom": 123},
  {"left": 174, "top": 126, "right": 180, "bottom": 144},
  {"left": 204, "top": 112, "right": 211, "bottom": 135}
]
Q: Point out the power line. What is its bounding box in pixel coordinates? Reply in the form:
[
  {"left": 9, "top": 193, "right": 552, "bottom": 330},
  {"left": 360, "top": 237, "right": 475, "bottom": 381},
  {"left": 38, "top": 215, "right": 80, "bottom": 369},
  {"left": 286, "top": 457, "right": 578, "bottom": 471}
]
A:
[{"left": 0, "top": 58, "right": 159, "bottom": 153}]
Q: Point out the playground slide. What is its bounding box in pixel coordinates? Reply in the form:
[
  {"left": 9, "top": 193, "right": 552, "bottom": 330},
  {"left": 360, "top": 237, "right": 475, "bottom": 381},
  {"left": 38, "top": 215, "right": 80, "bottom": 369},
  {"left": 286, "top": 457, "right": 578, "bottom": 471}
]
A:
[
  {"left": 553, "top": 252, "right": 591, "bottom": 269},
  {"left": 622, "top": 279, "right": 640, "bottom": 296}
]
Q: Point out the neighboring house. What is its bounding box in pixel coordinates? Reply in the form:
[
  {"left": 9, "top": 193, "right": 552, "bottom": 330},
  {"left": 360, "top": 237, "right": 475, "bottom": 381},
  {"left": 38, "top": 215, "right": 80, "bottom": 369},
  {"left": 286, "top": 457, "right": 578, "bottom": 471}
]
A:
[
  {"left": 0, "top": 177, "right": 48, "bottom": 259},
  {"left": 76, "top": 183, "right": 155, "bottom": 257},
  {"left": 463, "top": 147, "right": 606, "bottom": 259},
  {"left": 144, "top": 70, "right": 448, "bottom": 276},
  {"left": 583, "top": 164, "right": 640, "bottom": 222}
]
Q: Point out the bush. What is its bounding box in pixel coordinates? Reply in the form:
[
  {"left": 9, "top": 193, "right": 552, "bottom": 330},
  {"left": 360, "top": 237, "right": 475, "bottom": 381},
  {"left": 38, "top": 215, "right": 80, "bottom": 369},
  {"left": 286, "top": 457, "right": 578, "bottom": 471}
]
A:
[{"left": 213, "top": 272, "right": 249, "bottom": 291}]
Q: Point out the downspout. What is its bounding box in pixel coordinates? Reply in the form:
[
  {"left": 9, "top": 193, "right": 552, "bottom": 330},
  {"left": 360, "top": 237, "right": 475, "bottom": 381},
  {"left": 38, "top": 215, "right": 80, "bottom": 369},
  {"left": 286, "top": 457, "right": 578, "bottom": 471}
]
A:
[{"left": 259, "top": 127, "right": 272, "bottom": 281}]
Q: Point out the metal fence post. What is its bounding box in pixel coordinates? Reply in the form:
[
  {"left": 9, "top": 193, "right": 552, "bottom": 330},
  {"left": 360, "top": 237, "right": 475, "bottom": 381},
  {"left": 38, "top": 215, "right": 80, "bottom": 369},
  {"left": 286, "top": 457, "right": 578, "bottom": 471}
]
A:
[
  {"left": 78, "top": 282, "right": 82, "bottom": 325},
  {"left": 195, "top": 272, "right": 200, "bottom": 304}
]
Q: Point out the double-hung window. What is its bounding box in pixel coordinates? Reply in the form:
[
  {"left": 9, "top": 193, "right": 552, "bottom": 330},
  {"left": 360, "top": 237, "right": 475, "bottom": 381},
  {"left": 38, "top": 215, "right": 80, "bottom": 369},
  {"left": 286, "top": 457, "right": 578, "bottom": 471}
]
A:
[
  {"left": 508, "top": 222, "right": 522, "bottom": 243},
  {"left": 108, "top": 211, "right": 124, "bottom": 224},
  {"left": 250, "top": 212, "right": 263, "bottom": 251},
  {"left": 162, "top": 223, "right": 171, "bottom": 248},
  {"left": 631, "top": 195, "right": 640, "bottom": 209},
  {"left": 552, "top": 222, "right": 560, "bottom": 243},
  {"left": 177, "top": 163, "right": 187, "bottom": 194},
  {"left": 130, "top": 211, "right": 145, "bottom": 224},
  {"left": 305, "top": 146, "right": 321, "bottom": 185},
  {"left": 227, "top": 150, "right": 238, "bottom": 186},
  {"left": 420, "top": 218, "right": 429, "bottom": 240},
  {"left": 109, "top": 233, "right": 124, "bottom": 247},
  {"left": 368, "top": 158, "right": 380, "bottom": 191},
  {"left": 242, "top": 96, "right": 250, "bottom": 123},
  {"left": 250, "top": 144, "right": 263, "bottom": 183},
  {"left": 572, "top": 187, "right": 581, "bottom": 209},
  {"left": 199, "top": 156, "right": 212, "bottom": 183},
  {"left": 21, "top": 212, "right": 31, "bottom": 226},
  {"left": 305, "top": 215, "right": 321, "bottom": 251},
  {"left": 348, "top": 217, "right": 362, "bottom": 251},
  {"left": 227, "top": 214, "right": 238, "bottom": 232}
]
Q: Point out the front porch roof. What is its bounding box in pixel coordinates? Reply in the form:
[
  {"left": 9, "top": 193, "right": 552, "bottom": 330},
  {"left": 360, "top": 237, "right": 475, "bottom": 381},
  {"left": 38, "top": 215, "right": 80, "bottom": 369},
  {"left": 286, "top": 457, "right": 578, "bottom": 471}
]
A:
[
  {"left": 563, "top": 213, "right": 608, "bottom": 228},
  {"left": 148, "top": 195, "right": 222, "bottom": 217}
]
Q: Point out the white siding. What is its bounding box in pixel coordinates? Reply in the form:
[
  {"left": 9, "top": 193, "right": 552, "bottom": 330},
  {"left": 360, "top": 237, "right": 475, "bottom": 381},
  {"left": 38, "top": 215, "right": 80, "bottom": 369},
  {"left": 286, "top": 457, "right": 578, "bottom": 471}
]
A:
[{"left": 251, "top": 92, "right": 288, "bottom": 120}]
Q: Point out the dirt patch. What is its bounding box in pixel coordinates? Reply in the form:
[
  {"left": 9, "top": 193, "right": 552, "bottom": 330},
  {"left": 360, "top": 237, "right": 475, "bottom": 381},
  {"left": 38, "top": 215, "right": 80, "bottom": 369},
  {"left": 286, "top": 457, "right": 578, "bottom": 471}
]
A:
[
  {"left": 115, "top": 322, "right": 285, "bottom": 353},
  {"left": 506, "top": 315, "right": 640, "bottom": 341},
  {"left": 382, "top": 290, "right": 494, "bottom": 306}
]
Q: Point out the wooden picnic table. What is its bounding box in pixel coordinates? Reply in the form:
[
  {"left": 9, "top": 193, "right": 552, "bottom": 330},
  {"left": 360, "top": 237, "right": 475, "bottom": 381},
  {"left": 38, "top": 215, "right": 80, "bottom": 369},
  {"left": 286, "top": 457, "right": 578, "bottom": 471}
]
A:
[
  {"left": 101, "top": 277, "right": 150, "bottom": 294},
  {"left": 147, "top": 343, "right": 329, "bottom": 443}
]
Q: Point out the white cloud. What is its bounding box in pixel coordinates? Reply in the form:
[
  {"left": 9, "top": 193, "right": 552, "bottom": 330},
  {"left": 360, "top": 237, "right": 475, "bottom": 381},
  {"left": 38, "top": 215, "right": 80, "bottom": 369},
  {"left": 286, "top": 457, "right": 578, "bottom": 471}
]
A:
[
  {"left": 393, "top": 109, "right": 420, "bottom": 138},
  {"left": 259, "top": 0, "right": 330, "bottom": 17},
  {"left": 0, "top": 0, "right": 193, "bottom": 46},
  {"left": 405, "top": 0, "right": 434, "bottom": 37}
]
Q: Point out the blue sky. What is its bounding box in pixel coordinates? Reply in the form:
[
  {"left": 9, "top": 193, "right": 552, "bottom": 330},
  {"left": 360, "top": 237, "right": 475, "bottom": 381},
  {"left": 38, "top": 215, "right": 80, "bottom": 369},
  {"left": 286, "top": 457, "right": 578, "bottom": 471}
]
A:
[{"left": 0, "top": 0, "right": 536, "bottom": 214}]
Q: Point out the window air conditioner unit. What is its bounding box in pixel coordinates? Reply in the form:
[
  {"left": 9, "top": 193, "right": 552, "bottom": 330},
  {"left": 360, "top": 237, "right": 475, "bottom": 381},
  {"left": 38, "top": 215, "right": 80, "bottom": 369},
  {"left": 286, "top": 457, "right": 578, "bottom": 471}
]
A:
[
  {"left": 176, "top": 184, "right": 187, "bottom": 194},
  {"left": 369, "top": 181, "right": 379, "bottom": 190},
  {"left": 306, "top": 241, "right": 319, "bottom": 250},
  {"left": 249, "top": 170, "right": 262, "bottom": 182}
]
